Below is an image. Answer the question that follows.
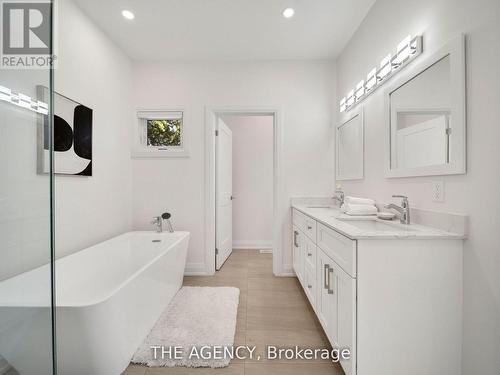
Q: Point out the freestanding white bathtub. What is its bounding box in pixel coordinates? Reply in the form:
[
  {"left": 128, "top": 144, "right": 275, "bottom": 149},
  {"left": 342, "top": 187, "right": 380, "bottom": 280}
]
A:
[{"left": 0, "top": 230, "right": 190, "bottom": 375}]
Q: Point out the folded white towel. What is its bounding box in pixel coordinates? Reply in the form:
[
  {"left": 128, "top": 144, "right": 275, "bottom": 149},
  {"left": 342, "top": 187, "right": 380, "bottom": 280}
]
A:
[
  {"left": 341, "top": 203, "right": 378, "bottom": 216},
  {"left": 345, "top": 196, "right": 376, "bottom": 206}
]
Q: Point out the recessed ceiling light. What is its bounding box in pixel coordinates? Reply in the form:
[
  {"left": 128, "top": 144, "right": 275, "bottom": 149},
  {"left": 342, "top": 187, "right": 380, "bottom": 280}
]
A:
[
  {"left": 121, "top": 10, "right": 135, "bottom": 20},
  {"left": 282, "top": 8, "right": 295, "bottom": 18}
]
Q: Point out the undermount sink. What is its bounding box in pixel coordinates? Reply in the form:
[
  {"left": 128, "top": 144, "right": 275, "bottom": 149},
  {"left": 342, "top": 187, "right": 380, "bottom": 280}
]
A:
[{"left": 340, "top": 219, "right": 417, "bottom": 232}]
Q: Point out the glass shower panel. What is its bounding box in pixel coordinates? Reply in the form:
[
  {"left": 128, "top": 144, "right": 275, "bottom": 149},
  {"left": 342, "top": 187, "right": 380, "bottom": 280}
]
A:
[{"left": 0, "top": 2, "right": 55, "bottom": 374}]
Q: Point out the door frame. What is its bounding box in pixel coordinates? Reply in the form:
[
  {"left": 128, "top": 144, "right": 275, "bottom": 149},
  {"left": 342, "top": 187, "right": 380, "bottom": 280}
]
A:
[
  {"left": 215, "top": 118, "right": 233, "bottom": 270},
  {"left": 204, "top": 107, "right": 284, "bottom": 276}
]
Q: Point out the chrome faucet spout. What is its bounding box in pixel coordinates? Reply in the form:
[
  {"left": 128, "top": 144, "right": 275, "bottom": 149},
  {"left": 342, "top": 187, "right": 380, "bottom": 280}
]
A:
[
  {"left": 384, "top": 195, "right": 411, "bottom": 225},
  {"left": 151, "top": 216, "right": 162, "bottom": 233},
  {"left": 384, "top": 203, "right": 404, "bottom": 214}
]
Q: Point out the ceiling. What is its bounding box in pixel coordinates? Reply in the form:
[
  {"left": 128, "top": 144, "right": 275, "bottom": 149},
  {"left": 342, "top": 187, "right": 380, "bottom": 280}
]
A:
[{"left": 72, "top": 0, "right": 376, "bottom": 61}]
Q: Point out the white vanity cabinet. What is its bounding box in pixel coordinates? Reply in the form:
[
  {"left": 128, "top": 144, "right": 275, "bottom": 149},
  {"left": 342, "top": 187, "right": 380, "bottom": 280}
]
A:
[
  {"left": 292, "top": 207, "right": 463, "bottom": 375},
  {"left": 293, "top": 209, "right": 357, "bottom": 375}
]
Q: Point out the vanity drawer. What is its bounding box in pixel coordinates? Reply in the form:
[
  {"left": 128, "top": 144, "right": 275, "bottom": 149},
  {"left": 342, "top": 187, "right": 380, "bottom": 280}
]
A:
[
  {"left": 304, "top": 236, "right": 316, "bottom": 271},
  {"left": 317, "top": 223, "right": 357, "bottom": 277},
  {"left": 292, "top": 209, "right": 317, "bottom": 242},
  {"left": 304, "top": 261, "right": 316, "bottom": 307},
  {"left": 303, "top": 215, "right": 317, "bottom": 242},
  {"left": 292, "top": 209, "right": 305, "bottom": 230}
]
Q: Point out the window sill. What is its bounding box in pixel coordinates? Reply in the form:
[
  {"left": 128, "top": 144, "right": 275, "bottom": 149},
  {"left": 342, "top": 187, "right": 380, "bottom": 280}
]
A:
[{"left": 131, "top": 147, "right": 190, "bottom": 159}]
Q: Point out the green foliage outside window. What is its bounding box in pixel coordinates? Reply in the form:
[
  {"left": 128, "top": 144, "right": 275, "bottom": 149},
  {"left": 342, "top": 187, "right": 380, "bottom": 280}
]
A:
[{"left": 147, "top": 119, "right": 182, "bottom": 147}]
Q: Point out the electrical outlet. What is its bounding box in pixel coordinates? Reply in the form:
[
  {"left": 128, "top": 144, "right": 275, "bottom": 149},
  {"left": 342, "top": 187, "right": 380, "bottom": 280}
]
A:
[{"left": 432, "top": 181, "right": 445, "bottom": 202}]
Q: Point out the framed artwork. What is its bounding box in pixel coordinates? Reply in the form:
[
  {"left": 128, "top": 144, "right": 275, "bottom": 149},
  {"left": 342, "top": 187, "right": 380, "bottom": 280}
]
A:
[{"left": 37, "top": 86, "right": 93, "bottom": 176}]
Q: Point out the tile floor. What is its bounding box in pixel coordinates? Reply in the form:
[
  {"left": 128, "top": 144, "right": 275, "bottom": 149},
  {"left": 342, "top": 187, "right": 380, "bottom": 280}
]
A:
[{"left": 123, "top": 250, "right": 344, "bottom": 375}]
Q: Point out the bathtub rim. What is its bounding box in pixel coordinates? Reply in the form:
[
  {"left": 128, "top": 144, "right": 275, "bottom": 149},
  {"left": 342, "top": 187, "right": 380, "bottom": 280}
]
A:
[{"left": 0, "top": 231, "right": 190, "bottom": 309}]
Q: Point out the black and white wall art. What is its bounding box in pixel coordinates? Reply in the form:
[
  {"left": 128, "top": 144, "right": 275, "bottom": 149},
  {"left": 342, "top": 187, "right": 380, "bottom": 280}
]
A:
[{"left": 37, "top": 87, "right": 93, "bottom": 176}]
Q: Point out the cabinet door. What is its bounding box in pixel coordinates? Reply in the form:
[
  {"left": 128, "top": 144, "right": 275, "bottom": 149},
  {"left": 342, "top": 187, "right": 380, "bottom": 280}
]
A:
[
  {"left": 304, "top": 261, "right": 316, "bottom": 308},
  {"left": 332, "top": 261, "right": 356, "bottom": 375},
  {"left": 327, "top": 263, "right": 339, "bottom": 346},
  {"left": 292, "top": 227, "right": 304, "bottom": 284},
  {"left": 316, "top": 249, "right": 338, "bottom": 343},
  {"left": 304, "top": 236, "right": 316, "bottom": 271},
  {"left": 292, "top": 226, "right": 299, "bottom": 276}
]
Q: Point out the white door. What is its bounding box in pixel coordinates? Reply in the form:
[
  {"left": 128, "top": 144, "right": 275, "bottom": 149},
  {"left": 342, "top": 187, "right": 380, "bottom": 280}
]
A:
[{"left": 216, "top": 118, "right": 233, "bottom": 270}]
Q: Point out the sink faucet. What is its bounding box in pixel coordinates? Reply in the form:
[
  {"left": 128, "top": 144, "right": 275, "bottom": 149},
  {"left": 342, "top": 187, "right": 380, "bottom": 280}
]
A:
[
  {"left": 333, "top": 189, "right": 345, "bottom": 207},
  {"left": 385, "top": 195, "right": 411, "bottom": 224}
]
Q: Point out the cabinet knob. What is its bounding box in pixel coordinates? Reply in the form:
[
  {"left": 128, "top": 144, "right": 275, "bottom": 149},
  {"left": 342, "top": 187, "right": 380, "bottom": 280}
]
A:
[
  {"left": 307, "top": 225, "right": 313, "bottom": 230},
  {"left": 307, "top": 253, "right": 312, "bottom": 257},
  {"left": 307, "top": 285, "right": 312, "bottom": 289}
]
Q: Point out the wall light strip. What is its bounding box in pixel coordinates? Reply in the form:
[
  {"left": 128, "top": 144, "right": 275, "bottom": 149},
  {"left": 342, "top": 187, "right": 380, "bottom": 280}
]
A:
[
  {"left": 355, "top": 80, "right": 365, "bottom": 102},
  {"left": 340, "top": 35, "right": 423, "bottom": 113},
  {"left": 0, "top": 85, "right": 48, "bottom": 115}
]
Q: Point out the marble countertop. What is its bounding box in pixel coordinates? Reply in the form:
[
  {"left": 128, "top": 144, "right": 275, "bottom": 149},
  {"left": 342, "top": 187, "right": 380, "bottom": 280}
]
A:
[{"left": 292, "top": 203, "right": 464, "bottom": 240}]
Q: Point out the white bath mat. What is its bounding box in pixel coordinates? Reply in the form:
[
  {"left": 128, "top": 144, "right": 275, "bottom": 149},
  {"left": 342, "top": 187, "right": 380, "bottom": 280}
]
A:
[{"left": 131, "top": 286, "right": 240, "bottom": 368}]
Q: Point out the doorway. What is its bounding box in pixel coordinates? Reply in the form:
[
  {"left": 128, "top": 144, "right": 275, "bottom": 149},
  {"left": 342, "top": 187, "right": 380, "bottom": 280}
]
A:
[
  {"left": 216, "top": 114, "right": 274, "bottom": 269},
  {"left": 205, "top": 108, "right": 283, "bottom": 275}
]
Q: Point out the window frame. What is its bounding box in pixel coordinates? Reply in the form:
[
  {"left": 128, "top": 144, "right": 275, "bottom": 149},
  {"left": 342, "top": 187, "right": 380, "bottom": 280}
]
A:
[{"left": 132, "top": 109, "right": 189, "bottom": 158}]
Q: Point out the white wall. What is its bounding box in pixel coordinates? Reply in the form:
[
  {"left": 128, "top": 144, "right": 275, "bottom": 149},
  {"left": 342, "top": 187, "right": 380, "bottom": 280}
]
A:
[
  {"left": 336, "top": 0, "right": 500, "bottom": 373},
  {"left": 54, "top": 0, "right": 134, "bottom": 258},
  {"left": 132, "top": 61, "right": 336, "bottom": 274},
  {"left": 0, "top": 0, "right": 134, "bottom": 281},
  {"left": 221, "top": 115, "right": 273, "bottom": 249}
]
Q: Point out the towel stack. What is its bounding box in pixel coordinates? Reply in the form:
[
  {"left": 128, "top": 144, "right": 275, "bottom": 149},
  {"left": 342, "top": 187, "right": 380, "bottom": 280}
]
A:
[{"left": 341, "top": 196, "right": 378, "bottom": 216}]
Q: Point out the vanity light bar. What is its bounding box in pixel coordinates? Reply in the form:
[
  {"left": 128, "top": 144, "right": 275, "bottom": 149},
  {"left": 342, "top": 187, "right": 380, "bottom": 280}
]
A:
[
  {"left": 393, "top": 35, "right": 413, "bottom": 66},
  {"left": 346, "top": 89, "right": 355, "bottom": 107},
  {"left": 378, "top": 53, "right": 392, "bottom": 81},
  {"left": 365, "top": 68, "right": 377, "bottom": 92},
  {"left": 355, "top": 80, "right": 365, "bottom": 102},
  {"left": 340, "top": 35, "right": 423, "bottom": 113},
  {"left": 0, "top": 85, "right": 49, "bottom": 115}
]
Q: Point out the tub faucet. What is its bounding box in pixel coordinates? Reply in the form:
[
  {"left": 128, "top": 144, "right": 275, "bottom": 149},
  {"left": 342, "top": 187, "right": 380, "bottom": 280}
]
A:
[
  {"left": 161, "top": 212, "right": 174, "bottom": 233},
  {"left": 333, "top": 189, "right": 345, "bottom": 207},
  {"left": 385, "top": 195, "right": 411, "bottom": 225},
  {"left": 151, "top": 216, "right": 163, "bottom": 233}
]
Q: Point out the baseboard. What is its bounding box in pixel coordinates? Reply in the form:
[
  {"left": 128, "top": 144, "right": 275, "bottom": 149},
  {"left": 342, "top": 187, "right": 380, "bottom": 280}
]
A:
[
  {"left": 275, "top": 272, "right": 296, "bottom": 277},
  {"left": 184, "top": 262, "right": 208, "bottom": 276},
  {"left": 232, "top": 240, "right": 273, "bottom": 250},
  {"left": 278, "top": 263, "right": 295, "bottom": 277}
]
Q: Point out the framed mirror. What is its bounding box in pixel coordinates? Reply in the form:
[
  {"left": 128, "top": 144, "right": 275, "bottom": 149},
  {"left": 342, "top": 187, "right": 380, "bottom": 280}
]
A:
[
  {"left": 336, "top": 106, "right": 364, "bottom": 180},
  {"left": 385, "top": 35, "right": 466, "bottom": 178}
]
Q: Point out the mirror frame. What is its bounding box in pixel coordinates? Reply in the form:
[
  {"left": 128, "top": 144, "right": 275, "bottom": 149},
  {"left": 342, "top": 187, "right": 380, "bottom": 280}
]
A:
[
  {"left": 336, "top": 106, "right": 364, "bottom": 181},
  {"left": 384, "top": 34, "right": 466, "bottom": 178}
]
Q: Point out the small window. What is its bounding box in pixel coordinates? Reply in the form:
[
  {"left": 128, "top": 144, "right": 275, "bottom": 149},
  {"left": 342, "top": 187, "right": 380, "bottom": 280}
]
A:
[
  {"left": 133, "top": 110, "right": 188, "bottom": 158},
  {"left": 147, "top": 119, "right": 182, "bottom": 147}
]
